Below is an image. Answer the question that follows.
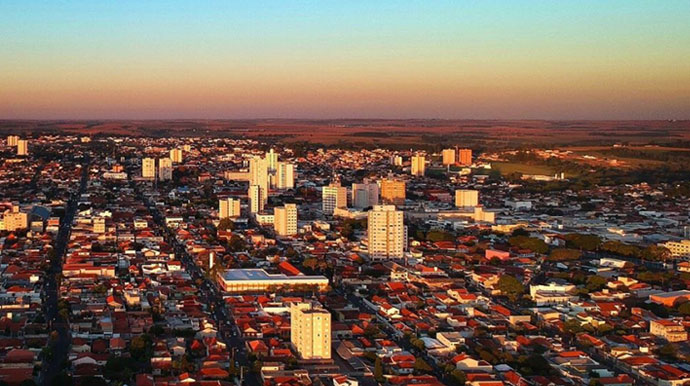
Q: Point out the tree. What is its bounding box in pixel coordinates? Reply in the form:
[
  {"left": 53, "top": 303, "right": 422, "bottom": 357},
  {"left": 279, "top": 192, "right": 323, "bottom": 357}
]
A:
[
  {"left": 497, "top": 274, "right": 525, "bottom": 302},
  {"left": 564, "top": 233, "right": 601, "bottom": 251},
  {"left": 104, "top": 356, "right": 135, "bottom": 382},
  {"left": 678, "top": 302, "right": 690, "bottom": 316},
  {"left": 217, "top": 218, "right": 235, "bottom": 232},
  {"left": 585, "top": 276, "right": 607, "bottom": 292},
  {"left": 374, "top": 357, "right": 384, "bottom": 383},
  {"left": 657, "top": 344, "right": 678, "bottom": 361},
  {"left": 450, "top": 370, "right": 466, "bottom": 386},
  {"left": 548, "top": 248, "right": 581, "bottom": 261},
  {"left": 508, "top": 236, "right": 548, "bottom": 254},
  {"left": 414, "top": 358, "right": 433, "bottom": 374},
  {"left": 129, "top": 334, "right": 153, "bottom": 361}
]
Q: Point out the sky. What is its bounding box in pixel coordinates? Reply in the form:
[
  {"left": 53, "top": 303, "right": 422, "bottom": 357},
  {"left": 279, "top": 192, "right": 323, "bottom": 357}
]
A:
[{"left": 1, "top": 0, "right": 689, "bottom": 120}]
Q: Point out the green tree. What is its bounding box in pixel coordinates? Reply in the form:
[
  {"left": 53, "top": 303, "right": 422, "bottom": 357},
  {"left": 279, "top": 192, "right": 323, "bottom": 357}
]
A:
[
  {"left": 374, "top": 357, "right": 384, "bottom": 383},
  {"left": 548, "top": 248, "right": 581, "bottom": 261},
  {"left": 217, "top": 218, "right": 235, "bottom": 231},
  {"left": 508, "top": 236, "right": 548, "bottom": 254},
  {"left": 497, "top": 274, "right": 525, "bottom": 302},
  {"left": 414, "top": 358, "right": 433, "bottom": 374},
  {"left": 585, "top": 276, "right": 607, "bottom": 292}
]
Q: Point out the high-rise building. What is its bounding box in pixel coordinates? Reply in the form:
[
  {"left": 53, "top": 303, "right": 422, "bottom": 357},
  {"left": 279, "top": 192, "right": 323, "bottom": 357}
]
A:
[
  {"left": 158, "top": 157, "right": 173, "bottom": 181},
  {"left": 276, "top": 162, "right": 295, "bottom": 189},
  {"left": 368, "top": 205, "right": 405, "bottom": 260},
  {"left": 142, "top": 158, "right": 156, "bottom": 179},
  {"left": 274, "top": 203, "right": 297, "bottom": 236},
  {"left": 322, "top": 180, "right": 347, "bottom": 215},
  {"left": 352, "top": 180, "right": 379, "bottom": 209},
  {"left": 458, "top": 148, "right": 472, "bottom": 166},
  {"left": 219, "top": 198, "right": 241, "bottom": 219},
  {"left": 380, "top": 178, "right": 406, "bottom": 206},
  {"left": 290, "top": 302, "right": 331, "bottom": 360},
  {"left": 442, "top": 148, "right": 456, "bottom": 166},
  {"left": 249, "top": 156, "right": 269, "bottom": 204},
  {"left": 6, "top": 135, "right": 19, "bottom": 147},
  {"left": 16, "top": 139, "right": 28, "bottom": 156},
  {"left": 411, "top": 154, "right": 425, "bottom": 176},
  {"left": 266, "top": 148, "right": 279, "bottom": 171},
  {"left": 170, "top": 148, "right": 183, "bottom": 163},
  {"left": 248, "top": 185, "right": 264, "bottom": 214},
  {"left": 455, "top": 189, "right": 479, "bottom": 208},
  {"left": 390, "top": 155, "right": 403, "bottom": 166}
]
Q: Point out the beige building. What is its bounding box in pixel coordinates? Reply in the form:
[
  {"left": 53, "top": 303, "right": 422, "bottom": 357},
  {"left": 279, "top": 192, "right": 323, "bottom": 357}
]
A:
[
  {"left": 368, "top": 205, "right": 405, "bottom": 260},
  {"left": 16, "top": 139, "right": 28, "bottom": 156},
  {"left": 455, "top": 189, "right": 479, "bottom": 208},
  {"left": 142, "top": 158, "right": 156, "bottom": 179},
  {"left": 322, "top": 181, "right": 347, "bottom": 215},
  {"left": 659, "top": 239, "right": 690, "bottom": 258},
  {"left": 93, "top": 217, "right": 106, "bottom": 233},
  {"left": 249, "top": 156, "right": 269, "bottom": 204},
  {"left": 442, "top": 148, "right": 456, "bottom": 165},
  {"left": 650, "top": 319, "right": 688, "bottom": 342},
  {"left": 158, "top": 157, "right": 173, "bottom": 181},
  {"left": 411, "top": 154, "right": 425, "bottom": 176},
  {"left": 380, "top": 178, "right": 406, "bottom": 206},
  {"left": 170, "top": 148, "right": 183, "bottom": 163},
  {"left": 248, "top": 185, "right": 264, "bottom": 214},
  {"left": 276, "top": 161, "right": 295, "bottom": 189},
  {"left": 2, "top": 206, "right": 28, "bottom": 231},
  {"left": 290, "top": 302, "right": 331, "bottom": 360},
  {"left": 219, "top": 198, "right": 241, "bottom": 219},
  {"left": 274, "top": 203, "right": 297, "bottom": 236},
  {"left": 217, "top": 269, "right": 328, "bottom": 293},
  {"left": 6, "top": 135, "right": 19, "bottom": 147}
]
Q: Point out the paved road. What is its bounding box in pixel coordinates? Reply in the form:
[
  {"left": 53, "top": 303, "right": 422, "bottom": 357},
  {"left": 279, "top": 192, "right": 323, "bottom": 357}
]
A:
[
  {"left": 132, "top": 182, "right": 260, "bottom": 386},
  {"left": 41, "top": 154, "right": 90, "bottom": 385}
]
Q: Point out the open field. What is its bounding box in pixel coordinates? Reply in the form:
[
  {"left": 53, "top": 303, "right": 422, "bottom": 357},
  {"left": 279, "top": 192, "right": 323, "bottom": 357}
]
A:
[
  {"left": 1, "top": 119, "right": 689, "bottom": 149},
  {"left": 492, "top": 162, "right": 557, "bottom": 176}
]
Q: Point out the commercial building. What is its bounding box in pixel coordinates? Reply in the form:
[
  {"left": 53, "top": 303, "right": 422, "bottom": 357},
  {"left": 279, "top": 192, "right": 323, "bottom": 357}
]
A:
[
  {"left": 322, "top": 181, "right": 347, "bottom": 215},
  {"left": 142, "top": 158, "right": 156, "bottom": 179},
  {"left": 455, "top": 189, "right": 479, "bottom": 208},
  {"left": 411, "top": 154, "right": 425, "bottom": 176},
  {"left": 368, "top": 205, "right": 405, "bottom": 260},
  {"left": 170, "top": 148, "right": 183, "bottom": 163},
  {"left": 219, "top": 198, "right": 241, "bottom": 219},
  {"left": 158, "top": 157, "right": 173, "bottom": 181},
  {"left": 352, "top": 180, "right": 379, "bottom": 209},
  {"left": 248, "top": 185, "right": 264, "bottom": 214},
  {"left": 274, "top": 203, "right": 297, "bottom": 236},
  {"left": 290, "top": 302, "right": 331, "bottom": 360},
  {"left": 380, "top": 178, "right": 406, "bottom": 206},
  {"left": 217, "top": 269, "right": 329, "bottom": 293}
]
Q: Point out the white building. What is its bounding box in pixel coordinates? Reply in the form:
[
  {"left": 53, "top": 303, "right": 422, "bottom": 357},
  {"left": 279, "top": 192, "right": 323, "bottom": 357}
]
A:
[
  {"left": 322, "top": 181, "right": 347, "bottom": 215},
  {"left": 219, "top": 198, "right": 241, "bottom": 219},
  {"left": 455, "top": 189, "right": 479, "bottom": 208},
  {"left": 248, "top": 185, "right": 264, "bottom": 214},
  {"left": 170, "top": 148, "right": 183, "bottom": 163},
  {"left": 142, "top": 158, "right": 156, "bottom": 179},
  {"left": 352, "top": 180, "right": 379, "bottom": 209},
  {"left": 442, "top": 148, "right": 456, "bottom": 166},
  {"left": 158, "top": 157, "right": 173, "bottom": 181},
  {"left": 276, "top": 161, "right": 295, "bottom": 189},
  {"left": 17, "top": 139, "right": 28, "bottom": 156},
  {"left": 411, "top": 154, "right": 425, "bottom": 176}
]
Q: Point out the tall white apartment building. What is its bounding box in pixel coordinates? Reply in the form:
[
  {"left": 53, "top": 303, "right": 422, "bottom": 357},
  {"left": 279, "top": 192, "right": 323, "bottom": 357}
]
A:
[
  {"left": 142, "top": 158, "right": 156, "bottom": 179},
  {"left": 276, "top": 161, "right": 295, "bottom": 189},
  {"left": 274, "top": 203, "right": 297, "bottom": 236},
  {"left": 266, "top": 148, "right": 279, "bottom": 171},
  {"left": 170, "top": 148, "right": 183, "bottom": 163},
  {"left": 455, "top": 189, "right": 479, "bottom": 208},
  {"left": 411, "top": 154, "right": 425, "bottom": 176},
  {"left": 248, "top": 185, "right": 264, "bottom": 214},
  {"left": 352, "top": 180, "right": 379, "bottom": 209},
  {"left": 368, "top": 205, "right": 405, "bottom": 260},
  {"left": 158, "top": 157, "right": 173, "bottom": 181},
  {"left": 322, "top": 181, "right": 347, "bottom": 215},
  {"left": 6, "top": 135, "right": 19, "bottom": 147},
  {"left": 290, "top": 302, "right": 331, "bottom": 360},
  {"left": 250, "top": 156, "right": 269, "bottom": 204},
  {"left": 219, "top": 198, "right": 241, "bottom": 219}
]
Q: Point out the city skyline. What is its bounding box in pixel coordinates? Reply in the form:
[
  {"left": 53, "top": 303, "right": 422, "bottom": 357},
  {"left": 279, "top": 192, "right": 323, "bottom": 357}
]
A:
[{"left": 2, "top": 0, "right": 690, "bottom": 120}]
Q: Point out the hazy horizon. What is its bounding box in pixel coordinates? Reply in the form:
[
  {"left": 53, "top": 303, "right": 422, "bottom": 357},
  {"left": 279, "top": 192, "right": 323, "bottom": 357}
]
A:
[{"left": 2, "top": 1, "right": 690, "bottom": 120}]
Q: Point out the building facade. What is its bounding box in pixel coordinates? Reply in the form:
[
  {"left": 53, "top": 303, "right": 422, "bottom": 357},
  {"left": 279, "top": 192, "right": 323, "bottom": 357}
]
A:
[
  {"left": 290, "top": 302, "right": 332, "bottom": 360},
  {"left": 368, "top": 205, "right": 405, "bottom": 260}
]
